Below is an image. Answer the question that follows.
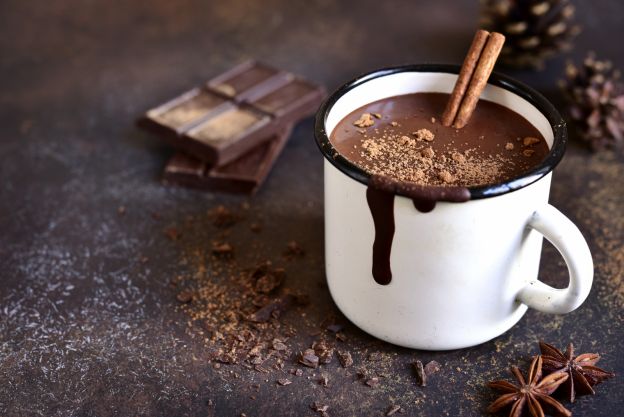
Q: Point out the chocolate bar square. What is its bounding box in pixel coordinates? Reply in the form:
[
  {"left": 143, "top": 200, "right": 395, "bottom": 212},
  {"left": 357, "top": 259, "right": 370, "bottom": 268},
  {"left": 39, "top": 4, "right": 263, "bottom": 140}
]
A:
[{"left": 207, "top": 61, "right": 291, "bottom": 101}]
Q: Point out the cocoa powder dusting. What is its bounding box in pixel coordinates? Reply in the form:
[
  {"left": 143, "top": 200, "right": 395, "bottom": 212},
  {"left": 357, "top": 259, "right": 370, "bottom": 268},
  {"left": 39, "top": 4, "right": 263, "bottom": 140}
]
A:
[{"left": 331, "top": 93, "right": 549, "bottom": 187}]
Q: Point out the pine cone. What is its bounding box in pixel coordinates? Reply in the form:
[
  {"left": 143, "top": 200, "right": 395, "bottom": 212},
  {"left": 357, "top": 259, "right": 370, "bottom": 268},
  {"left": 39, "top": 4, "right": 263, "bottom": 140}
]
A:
[
  {"left": 480, "top": 0, "right": 581, "bottom": 69},
  {"left": 561, "top": 53, "right": 624, "bottom": 151}
]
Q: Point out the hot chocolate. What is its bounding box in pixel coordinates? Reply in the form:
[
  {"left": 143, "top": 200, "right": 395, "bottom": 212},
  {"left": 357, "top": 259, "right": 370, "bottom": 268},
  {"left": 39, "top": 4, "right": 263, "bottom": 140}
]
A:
[
  {"left": 330, "top": 92, "right": 549, "bottom": 187},
  {"left": 329, "top": 92, "right": 551, "bottom": 285}
]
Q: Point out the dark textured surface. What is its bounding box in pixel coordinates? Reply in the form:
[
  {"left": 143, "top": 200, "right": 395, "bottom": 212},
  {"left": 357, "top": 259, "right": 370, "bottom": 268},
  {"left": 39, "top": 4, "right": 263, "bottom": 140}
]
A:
[{"left": 1, "top": 1, "right": 622, "bottom": 416}]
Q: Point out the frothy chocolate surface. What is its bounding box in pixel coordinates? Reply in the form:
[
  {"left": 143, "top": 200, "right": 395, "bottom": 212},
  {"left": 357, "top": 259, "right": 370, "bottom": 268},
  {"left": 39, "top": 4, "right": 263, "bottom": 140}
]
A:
[{"left": 330, "top": 93, "right": 549, "bottom": 187}]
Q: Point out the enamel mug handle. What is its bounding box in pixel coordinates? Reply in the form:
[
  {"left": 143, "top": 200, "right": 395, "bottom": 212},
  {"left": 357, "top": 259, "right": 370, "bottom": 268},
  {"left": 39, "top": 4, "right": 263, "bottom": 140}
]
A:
[{"left": 517, "top": 204, "right": 593, "bottom": 314}]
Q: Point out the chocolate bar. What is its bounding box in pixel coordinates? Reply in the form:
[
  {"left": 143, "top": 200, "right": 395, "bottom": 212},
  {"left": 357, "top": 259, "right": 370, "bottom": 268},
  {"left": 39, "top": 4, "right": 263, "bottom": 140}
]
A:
[
  {"left": 139, "top": 61, "right": 324, "bottom": 166},
  {"left": 162, "top": 126, "right": 293, "bottom": 194}
]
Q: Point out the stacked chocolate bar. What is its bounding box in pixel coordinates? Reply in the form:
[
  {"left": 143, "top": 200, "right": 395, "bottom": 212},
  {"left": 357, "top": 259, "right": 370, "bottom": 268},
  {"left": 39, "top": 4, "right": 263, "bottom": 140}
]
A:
[{"left": 138, "top": 61, "right": 325, "bottom": 194}]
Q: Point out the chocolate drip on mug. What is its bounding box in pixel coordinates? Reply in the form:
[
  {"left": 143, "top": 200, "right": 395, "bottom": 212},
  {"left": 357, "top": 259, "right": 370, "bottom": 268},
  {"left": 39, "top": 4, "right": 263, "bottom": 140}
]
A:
[
  {"left": 366, "top": 187, "right": 395, "bottom": 285},
  {"left": 366, "top": 175, "right": 470, "bottom": 285}
]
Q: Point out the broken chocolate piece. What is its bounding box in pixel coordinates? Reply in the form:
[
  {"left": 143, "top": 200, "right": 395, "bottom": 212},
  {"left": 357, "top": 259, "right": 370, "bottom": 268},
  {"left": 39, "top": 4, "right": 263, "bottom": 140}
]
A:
[
  {"left": 162, "top": 127, "right": 293, "bottom": 195},
  {"left": 413, "top": 360, "right": 426, "bottom": 386},
  {"left": 326, "top": 324, "right": 344, "bottom": 333},
  {"left": 311, "top": 402, "right": 329, "bottom": 417},
  {"left": 424, "top": 360, "right": 441, "bottom": 376},
  {"left": 299, "top": 349, "right": 320, "bottom": 368},
  {"left": 254, "top": 267, "right": 285, "bottom": 294},
  {"left": 247, "top": 294, "right": 296, "bottom": 323}
]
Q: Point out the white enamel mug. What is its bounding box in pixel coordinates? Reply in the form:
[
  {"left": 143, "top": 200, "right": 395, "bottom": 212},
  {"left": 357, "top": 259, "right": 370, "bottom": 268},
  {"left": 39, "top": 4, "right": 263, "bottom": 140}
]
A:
[{"left": 314, "top": 65, "right": 593, "bottom": 350}]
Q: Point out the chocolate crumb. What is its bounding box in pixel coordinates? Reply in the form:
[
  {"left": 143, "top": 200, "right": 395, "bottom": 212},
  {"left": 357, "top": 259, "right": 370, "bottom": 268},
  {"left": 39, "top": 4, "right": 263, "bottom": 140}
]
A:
[
  {"left": 413, "top": 360, "right": 426, "bottom": 386},
  {"left": 523, "top": 149, "right": 536, "bottom": 157},
  {"left": 284, "top": 240, "right": 305, "bottom": 258},
  {"left": 208, "top": 205, "right": 237, "bottom": 228},
  {"left": 117, "top": 205, "right": 126, "bottom": 215},
  {"left": 413, "top": 128, "right": 435, "bottom": 142},
  {"left": 335, "top": 332, "right": 347, "bottom": 342},
  {"left": 272, "top": 340, "right": 288, "bottom": 351},
  {"left": 250, "top": 222, "right": 262, "bottom": 233},
  {"left": 386, "top": 405, "right": 401, "bottom": 416},
  {"left": 176, "top": 290, "right": 193, "bottom": 304},
  {"left": 505, "top": 142, "right": 515, "bottom": 150},
  {"left": 353, "top": 113, "right": 375, "bottom": 128},
  {"left": 523, "top": 136, "right": 541, "bottom": 146},
  {"left": 250, "top": 261, "right": 285, "bottom": 293},
  {"left": 164, "top": 227, "right": 181, "bottom": 241},
  {"left": 277, "top": 378, "right": 292, "bottom": 386},
  {"left": 212, "top": 242, "right": 233, "bottom": 256},
  {"left": 337, "top": 350, "right": 353, "bottom": 368},
  {"left": 365, "top": 377, "right": 380, "bottom": 387}
]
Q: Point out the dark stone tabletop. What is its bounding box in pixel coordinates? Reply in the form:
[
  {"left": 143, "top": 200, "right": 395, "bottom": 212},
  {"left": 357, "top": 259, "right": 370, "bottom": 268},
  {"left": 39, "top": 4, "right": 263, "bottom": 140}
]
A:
[{"left": 1, "top": 1, "right": 622, "bottom": 416}]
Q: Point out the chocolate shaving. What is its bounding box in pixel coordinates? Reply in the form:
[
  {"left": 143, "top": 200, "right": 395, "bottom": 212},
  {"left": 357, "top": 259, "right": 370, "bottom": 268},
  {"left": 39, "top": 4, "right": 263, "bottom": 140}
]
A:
[{"left": 386, "top": 405, "right": 401, "bottom": 416}]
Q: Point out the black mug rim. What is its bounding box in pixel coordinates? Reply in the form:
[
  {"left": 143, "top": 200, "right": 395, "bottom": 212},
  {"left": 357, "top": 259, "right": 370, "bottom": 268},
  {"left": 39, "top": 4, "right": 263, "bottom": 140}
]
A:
[{"left": 314, "top": 64, "right": 567, "bottom": 200}]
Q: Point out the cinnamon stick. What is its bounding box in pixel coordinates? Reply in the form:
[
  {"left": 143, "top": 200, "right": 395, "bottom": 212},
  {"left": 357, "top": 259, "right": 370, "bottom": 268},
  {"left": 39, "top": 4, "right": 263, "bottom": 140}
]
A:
[
  {"left": 441, "top": 30, "right": 490, "bottom": 127},
  {"left": 453, "top": 32, "right": 505, "bottom": 128}
]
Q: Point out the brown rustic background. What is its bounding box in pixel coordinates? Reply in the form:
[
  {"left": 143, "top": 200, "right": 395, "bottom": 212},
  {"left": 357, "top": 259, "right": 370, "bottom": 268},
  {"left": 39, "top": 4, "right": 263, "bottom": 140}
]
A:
[{"left": 0, "top": 0, "right": 622, "bottom": 416}]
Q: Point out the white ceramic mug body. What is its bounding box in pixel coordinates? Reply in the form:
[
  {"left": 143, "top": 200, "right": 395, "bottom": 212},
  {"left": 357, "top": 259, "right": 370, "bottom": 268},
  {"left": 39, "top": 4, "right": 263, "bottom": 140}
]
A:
[{"left": 316, "top": 66, "right": 593, "bottom": 350}]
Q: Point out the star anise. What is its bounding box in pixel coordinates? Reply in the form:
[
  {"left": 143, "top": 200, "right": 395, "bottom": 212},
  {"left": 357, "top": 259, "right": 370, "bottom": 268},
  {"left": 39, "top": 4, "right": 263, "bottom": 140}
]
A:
[
  {"left": 539, "top": 341, "right": 615, "bottom": 403},
  {"left": 488, "top": 355, "right": 571, "bottom": 417}
]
